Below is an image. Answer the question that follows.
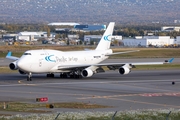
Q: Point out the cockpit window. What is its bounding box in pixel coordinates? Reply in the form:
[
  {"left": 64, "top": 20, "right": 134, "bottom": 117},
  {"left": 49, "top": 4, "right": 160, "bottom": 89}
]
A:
[{"left": 24, "top": 53, "right": 31, "bottom": 55}]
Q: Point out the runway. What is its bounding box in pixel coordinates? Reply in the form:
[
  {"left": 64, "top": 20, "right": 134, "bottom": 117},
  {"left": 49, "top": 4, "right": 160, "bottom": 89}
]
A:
[{"left": 0, "top": 69, "right": 180, "bottom": 112}]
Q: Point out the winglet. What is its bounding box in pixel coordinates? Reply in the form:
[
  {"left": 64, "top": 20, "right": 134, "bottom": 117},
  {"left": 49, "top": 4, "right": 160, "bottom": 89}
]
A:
[
  {"left": 165, "top": 58, "right": 174, "bottom": 63},
  {"left": 6, "top": 51, "right": 12, "bottom": 57}
]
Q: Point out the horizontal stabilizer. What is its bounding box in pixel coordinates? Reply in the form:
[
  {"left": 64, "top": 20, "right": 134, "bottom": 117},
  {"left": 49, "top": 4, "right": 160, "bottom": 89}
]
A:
[
  {"left": 6, "top": 51, "right": 19, "bottom": 60},
  {"left": 164, "top": 58, "right": 174, "bottom": 63}
]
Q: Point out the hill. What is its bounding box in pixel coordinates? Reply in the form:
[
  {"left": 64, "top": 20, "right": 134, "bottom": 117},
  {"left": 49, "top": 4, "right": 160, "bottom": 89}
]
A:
[{"left": 0, "top": 0, "right": 180, "bottom": 24}]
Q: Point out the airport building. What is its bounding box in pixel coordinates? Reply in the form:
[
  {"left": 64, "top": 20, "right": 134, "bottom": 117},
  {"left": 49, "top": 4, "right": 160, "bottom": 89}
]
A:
[
  {"left": 18, "top": 32, "right": 39, "bottom": 41},
  {"left": 74, "top": 24, "right": 106, "bottom": 31},
  {"left": 161, "top": 26, "right": 180, "bottom": 32},
  {"left": 48, "top": 22, "right": 80, "bottom": 26},
  {"left": 123, "top": 36, "right": 174, "bottom": 47},
  {"left": 55, "top": 28, "right": 71, "bottom": 34},
  {"left": 2, "top": 34, "right": 17, "bottom": 41},
  {"left": 84, "top": 35, "right": 102, "bottom": 45},
  {"left": 18, "top": 32, "right": 56, "bottom": 41},
  {"left": 84, "top": 35, "right": 122, "bottom": 45},
  {"left": 0, "top": 29, "right": 6, "bottom": 33},
  {"left": 175, "top": 36, "right": 180, "bottom": 44}
]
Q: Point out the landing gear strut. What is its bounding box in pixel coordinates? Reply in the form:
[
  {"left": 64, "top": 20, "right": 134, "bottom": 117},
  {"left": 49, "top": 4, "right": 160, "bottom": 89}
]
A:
[
  {"left": 70, "top": 74, "right": 82, "bottom": 79},
  {"left": 60, "top": 73, "right": 68, "bottom": 78},
  {"left": 27, "top": 72, "right": 32, "bottom": 81},
  {"left": 69, "top": 70, "right": 82, "bottom": 79}
]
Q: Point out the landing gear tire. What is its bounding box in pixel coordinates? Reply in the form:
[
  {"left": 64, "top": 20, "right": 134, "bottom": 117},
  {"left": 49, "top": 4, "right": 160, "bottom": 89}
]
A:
[
  {"left": 60, "top": 73, "right": 68, "bottom": 78},
  {"left": 70, "top": 74, "right": 82, "bottom": 79},
  {"left": 27, "top": 73, "right": 32, "bottom": 81},
  {"left": 47, "top": 74, "right": 54, "bottom": 78},
  {"left": 75, "top": 75, "right": 82, "bottom": 79},
  {"left": 27, "top": 76, "right": 32, "bottom": 81}
]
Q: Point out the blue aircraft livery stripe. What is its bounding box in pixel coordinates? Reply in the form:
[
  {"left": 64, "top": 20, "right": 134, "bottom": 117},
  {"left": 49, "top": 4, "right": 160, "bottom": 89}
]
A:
[
  {"left": 45, "top": 55, "right": 56, "bottom": 62},
  {"left": 104, "top": 34, "right": 111, "bottom": 41}
]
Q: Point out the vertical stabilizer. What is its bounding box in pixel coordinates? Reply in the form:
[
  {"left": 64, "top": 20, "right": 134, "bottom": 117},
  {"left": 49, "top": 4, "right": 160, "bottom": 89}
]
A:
[{"left": 95, "top": 22, "right": 115, "bottom": 50}]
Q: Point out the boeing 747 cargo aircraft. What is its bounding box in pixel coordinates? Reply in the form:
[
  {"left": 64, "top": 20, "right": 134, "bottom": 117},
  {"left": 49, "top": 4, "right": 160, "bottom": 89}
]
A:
[{"left": 6, "top": 22, "right": 173, "bottom": 81}]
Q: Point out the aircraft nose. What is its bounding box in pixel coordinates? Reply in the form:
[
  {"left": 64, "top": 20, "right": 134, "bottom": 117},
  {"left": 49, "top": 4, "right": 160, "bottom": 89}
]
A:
[
  {"left": 17, "top": 59, "right": 28, "bottom": 71},
  {"left": 17, "top": 60, "right": 23, "bottom": 69}
]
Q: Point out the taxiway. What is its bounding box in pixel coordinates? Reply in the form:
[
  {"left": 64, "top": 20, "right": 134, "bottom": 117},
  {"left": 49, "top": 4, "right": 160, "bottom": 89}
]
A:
[{"left": 0, "top": 69, "right": 180, "bottom": 112}]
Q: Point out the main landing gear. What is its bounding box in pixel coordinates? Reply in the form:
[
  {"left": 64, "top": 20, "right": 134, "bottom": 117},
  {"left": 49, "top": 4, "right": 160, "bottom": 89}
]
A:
[
  {"left": 60, "top": 73, "right": 68, "bottom": 78},
  {"left": 46, "top": 73, "right": 54, "bottom": 78},
  {"left": 26, "top": 72, "right": 82, "bottom": 81},
  {"left": 69, "top": 74, "right": 82, "bottom": 79},
  {"left": 60, "top": 71, "right": 83, "bottom": 79}
]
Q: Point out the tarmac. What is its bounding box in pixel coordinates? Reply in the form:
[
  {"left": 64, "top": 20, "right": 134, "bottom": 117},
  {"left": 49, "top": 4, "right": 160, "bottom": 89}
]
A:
[{"left": 0, "top": 69, "right": 180, "bottom": 113}]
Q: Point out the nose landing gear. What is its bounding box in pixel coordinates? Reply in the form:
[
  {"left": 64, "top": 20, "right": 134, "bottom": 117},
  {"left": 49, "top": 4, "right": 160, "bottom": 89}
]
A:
[{"left": 27, "top": 72, "right": 32, "bottom": 81}]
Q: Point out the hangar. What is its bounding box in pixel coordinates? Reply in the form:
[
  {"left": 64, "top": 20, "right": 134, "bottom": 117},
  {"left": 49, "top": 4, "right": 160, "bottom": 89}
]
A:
[
  {"left": 48, "top": 22, "right": 80, "bottom": 26},
  {"left": 74, "top": 24, "right": 106, "bottom": 31},
  {"left": 123, "top": 36, "right": 174, "bottom": 47},
  {"left": 161, "top": 26, "right": 180, "bottom": 32},
  {"left": 18, "top": 32, "right": 55, "bottom": 41}
]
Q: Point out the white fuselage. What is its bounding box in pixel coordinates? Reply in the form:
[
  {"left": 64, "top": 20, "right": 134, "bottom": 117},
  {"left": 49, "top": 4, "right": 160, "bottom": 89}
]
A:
[{"left": 17, "top": 49, "right": 112, "bottom": 73}]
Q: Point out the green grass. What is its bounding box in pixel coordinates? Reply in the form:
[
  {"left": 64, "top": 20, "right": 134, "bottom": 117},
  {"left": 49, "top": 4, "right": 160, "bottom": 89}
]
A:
[
  {"left": 0, "top": 102, "right": 50, "bottom": 113},
  {"left": 53, "top": 102, "right": 109, "bottom": 109},
  {"left": 134, "top": 63, "right": 180, "bottom": 70},
  {"left": 0, "top": 51, "right": 23, "bottom": 58},
  {"left": 1, "top": 46, "right": 180, "bottom": 58},
  {"left": 0, "top": 67, "right": 18, "bottom": 73},
  {"left": 111, "top": 48, "right": 180, "bottom": 58},
  {"left": 0, "top": 102, "right": 109, "bottom": 113}
]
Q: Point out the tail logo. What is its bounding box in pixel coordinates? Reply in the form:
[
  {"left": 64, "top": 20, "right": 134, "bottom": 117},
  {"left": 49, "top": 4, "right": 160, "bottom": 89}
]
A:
[
  {"left": 45, "top": 55, "right": 56, "bottom": 62},
  {"left": 104, "top": 34, "right": 111, "bottom": 41}
]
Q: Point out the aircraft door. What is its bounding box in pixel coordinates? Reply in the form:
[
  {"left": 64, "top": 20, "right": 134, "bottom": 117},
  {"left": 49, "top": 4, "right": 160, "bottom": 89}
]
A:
[{"left": 39, "top": 58, "right": 43, "bottom": 67}]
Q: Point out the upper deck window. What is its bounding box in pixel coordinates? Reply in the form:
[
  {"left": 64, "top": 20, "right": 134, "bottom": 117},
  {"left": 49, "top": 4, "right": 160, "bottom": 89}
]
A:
[{"left": 24, "top": 53, "right": 31, "bottom": 55}]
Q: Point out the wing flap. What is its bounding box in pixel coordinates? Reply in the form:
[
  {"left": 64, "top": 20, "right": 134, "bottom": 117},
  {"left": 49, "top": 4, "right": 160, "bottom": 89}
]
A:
[
  {"left": 105, "top": 50, "right": 140, "bottom": 56},
  {"left": 56, "top": 58, "right": 173, "bottom": 71}
]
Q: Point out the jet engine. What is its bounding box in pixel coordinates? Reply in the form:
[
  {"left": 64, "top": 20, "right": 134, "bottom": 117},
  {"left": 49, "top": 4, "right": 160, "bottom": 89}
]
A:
[
  {"left": 81, "top": 68, "right": 94, "bottom": 77},
  {"left": 18, "top": 69, "right": 26, "bottom": 74},
  {"left": 9, "top": 61, "right": 18, "bottom": 70},
  {"left": 119, "top": 66, "right": 130, "bottom": 75}
]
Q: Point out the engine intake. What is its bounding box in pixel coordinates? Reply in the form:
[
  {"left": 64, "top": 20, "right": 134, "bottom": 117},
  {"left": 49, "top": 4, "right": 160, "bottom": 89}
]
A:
[
  {"left": 119, "top": 66, "right": 130, "bottom": 75},
  {"left": 81, "top": 68, "right": 94, "bottom": 77},
  {"left": 9, "top": 62, "right": 18, "bottom": 70}
]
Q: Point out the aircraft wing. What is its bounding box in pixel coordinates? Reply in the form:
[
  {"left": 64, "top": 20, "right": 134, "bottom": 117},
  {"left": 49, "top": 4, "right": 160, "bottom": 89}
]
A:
[
  {"left": 6, "top": 51, "right": 19, "bottom": 60},
  {"left": 57, "top": 58, "right": 174, "bottom": 70},
  {"left": 105, "top": 50, "right": 140, "bottom": 56}
]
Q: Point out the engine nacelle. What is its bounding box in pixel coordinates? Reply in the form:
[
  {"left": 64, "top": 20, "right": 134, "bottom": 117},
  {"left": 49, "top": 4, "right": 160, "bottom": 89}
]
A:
[
  {"left": 18, "top": 69, "right": 26, "bottom": 74},
  {"left": 81, "top": 68, "right": 94, "bottom": 77},
  {"left": 119, "top": 66, "right": 130, "bottom": 75},
  {"left": 9, "top": 61, "right": 18, "bottom": 70}
]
